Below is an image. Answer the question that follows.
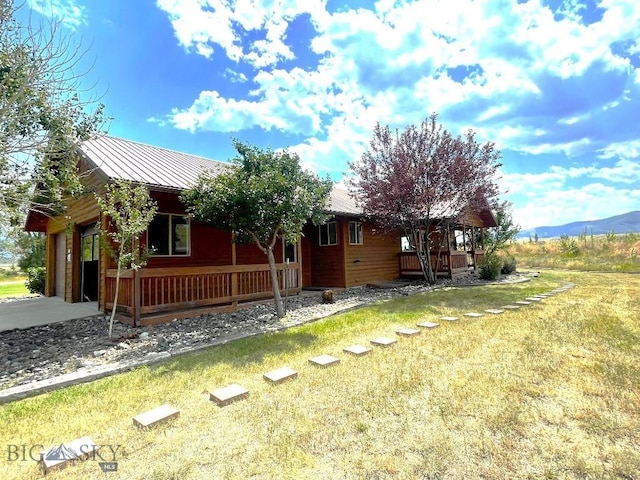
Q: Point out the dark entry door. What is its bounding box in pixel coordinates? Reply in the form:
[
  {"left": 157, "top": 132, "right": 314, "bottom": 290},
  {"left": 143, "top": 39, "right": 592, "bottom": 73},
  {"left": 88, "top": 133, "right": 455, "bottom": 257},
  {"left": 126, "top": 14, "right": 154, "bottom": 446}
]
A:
[{"left": 80, "top": 225, "right": 99, "bottom": 302}]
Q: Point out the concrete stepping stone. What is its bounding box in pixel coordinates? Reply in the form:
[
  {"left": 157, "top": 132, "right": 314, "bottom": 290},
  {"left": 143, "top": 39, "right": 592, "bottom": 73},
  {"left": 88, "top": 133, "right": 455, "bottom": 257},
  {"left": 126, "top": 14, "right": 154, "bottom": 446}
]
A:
[
  {"left": 525, "top": 297, "right": 542, "bottom": 302},
  {"left": 344, "top": 344, "right": 372, "bottom": 356},
  {"left": 502, "top": 305, "right": 520, "bottom": 310},
  {"left": 417, "top": 321, "right": 440, "bottom": 329},
  {"left": 309, "top": 354, "right": 340, "bottom": 367},
  {"left": 40, "top": 436, "right": 96, "bottom": 474},
  {"left": 210, "top": 383, "right": 249, "bottom": 406},
  {"left": 515, "top": 301, "right": 532, "bottom": 305},
  {"left": 464, "top": 312, "right": 483, "bottom": 318},
  {"left": 133, "top": 404, "right": 179, "bottom": 428},
  {"left": 370, "top": 337, "right": 397, "bottom": 347},
  {"left": 440, "top": 316, "right": 459, "bottom": 322},
  {"left": 396, "top": 328, "right": 420, "bottom": 337},
  {"left": 263, "top": 366, "right": 298, "bottom": 384},
  {"left": 484, "top": 309, "right": 504, "bottom": 314}
]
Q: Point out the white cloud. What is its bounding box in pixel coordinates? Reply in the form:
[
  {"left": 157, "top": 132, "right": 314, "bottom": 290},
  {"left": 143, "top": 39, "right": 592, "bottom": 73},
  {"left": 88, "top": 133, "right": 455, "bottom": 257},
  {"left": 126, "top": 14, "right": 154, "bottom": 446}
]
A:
[
  {"left": 154, "top": 0, "right": 640, "bottom": 228},
  {"left": 510, "top": 182, "right": 640, "bottom": 229},
  {"left": 27, "top": 0, "right": 86, "bottom": 29}
]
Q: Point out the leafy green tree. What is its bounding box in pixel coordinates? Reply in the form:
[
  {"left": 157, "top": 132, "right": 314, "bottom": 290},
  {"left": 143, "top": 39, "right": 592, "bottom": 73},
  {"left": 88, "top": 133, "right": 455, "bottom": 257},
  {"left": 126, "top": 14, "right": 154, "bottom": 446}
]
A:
[
  {"left": 182, "top": 141, "right": 333, "bottom": 318},
  {"left": 484, "top": 201, "right": 520, "bottom": 256},
  {"left": 0, "top": 0, "right": 104, "bottom": 223},
  {"left": 96, "top": 180, "right": 157, "bottom": 338}
]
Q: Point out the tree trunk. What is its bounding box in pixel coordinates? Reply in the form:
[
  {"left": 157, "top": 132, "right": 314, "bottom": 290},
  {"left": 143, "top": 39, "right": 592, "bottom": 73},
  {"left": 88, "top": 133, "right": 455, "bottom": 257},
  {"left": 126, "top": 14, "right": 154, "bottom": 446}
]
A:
[
  {"left": 412, "top": 228, "right": 435, "bottom": 284},
  {"left": 108, "top": 243, "right": 125, "bottom": 338},
  {"left": 266, "top": 247, "right": 285, "bottom": 318}
]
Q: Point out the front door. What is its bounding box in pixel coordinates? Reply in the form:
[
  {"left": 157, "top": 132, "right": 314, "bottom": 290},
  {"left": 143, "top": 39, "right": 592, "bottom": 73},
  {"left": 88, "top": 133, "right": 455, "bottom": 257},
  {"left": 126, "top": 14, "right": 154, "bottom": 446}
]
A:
[{"left": 80, "top": 225, "right": 99, "bottom": 302}]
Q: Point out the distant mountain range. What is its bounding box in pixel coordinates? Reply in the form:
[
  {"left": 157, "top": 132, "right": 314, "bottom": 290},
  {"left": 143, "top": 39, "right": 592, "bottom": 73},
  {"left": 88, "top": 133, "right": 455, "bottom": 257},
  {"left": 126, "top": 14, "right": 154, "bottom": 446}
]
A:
[{"left": 518, "top": 210, "right": 640, "bottom": 239}]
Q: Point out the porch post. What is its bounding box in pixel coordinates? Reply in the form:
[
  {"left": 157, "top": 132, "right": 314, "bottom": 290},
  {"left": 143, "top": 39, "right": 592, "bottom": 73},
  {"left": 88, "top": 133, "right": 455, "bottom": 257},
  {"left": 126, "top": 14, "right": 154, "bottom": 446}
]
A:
[
  {"left": 231, "top": 233, "right": 238, "bottom": 307},
  {"left": 133, "top": 269, "right": 141, "bottom": 327},
  {"left": 296, "top": 237, "right": 302, "bottom": 291}
]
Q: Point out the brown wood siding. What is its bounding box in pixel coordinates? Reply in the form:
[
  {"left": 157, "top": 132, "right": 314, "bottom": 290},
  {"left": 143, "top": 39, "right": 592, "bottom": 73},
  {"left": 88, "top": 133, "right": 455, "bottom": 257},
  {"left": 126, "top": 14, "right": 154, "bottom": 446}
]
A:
[
  {"left": 344, "top": 222, "right": 401, "bottom": 287},
  {"left": 43, "top": 162, "right": 104, "bottom": 302},
  {"left": 305, "top": 221, "right": 346, "bottom": 288}
]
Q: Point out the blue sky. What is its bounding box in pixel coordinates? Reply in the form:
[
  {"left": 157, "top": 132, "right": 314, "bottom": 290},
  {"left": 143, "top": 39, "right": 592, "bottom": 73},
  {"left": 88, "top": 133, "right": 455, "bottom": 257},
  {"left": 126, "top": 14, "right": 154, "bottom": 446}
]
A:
[{"left": 24, "top": 0, "right": 640, "bottom": 229}]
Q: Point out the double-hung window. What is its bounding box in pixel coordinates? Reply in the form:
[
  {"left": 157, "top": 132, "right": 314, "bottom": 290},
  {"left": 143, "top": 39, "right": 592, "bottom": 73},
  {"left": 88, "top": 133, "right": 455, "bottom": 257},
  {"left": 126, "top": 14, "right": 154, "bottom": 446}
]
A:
[
  {"left": 148, "top": 214, "right": 190, "bottom": 256},
  {"left": 349, "top": 221, "right": 363, "bottom": 245},
  {"left": 319, "top": 221, "right": 337, "bottom": 246}
]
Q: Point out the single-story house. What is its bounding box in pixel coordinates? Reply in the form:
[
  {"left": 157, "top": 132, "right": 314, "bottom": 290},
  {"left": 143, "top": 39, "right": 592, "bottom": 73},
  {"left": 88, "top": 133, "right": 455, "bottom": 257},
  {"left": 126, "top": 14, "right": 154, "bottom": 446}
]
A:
[{"left": 25, "top": 135, "right": 497, "bottom": 326}]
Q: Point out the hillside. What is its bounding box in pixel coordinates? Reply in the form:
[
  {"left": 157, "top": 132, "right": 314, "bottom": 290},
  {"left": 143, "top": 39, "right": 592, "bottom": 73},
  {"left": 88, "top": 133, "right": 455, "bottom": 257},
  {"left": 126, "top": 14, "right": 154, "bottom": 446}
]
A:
[{"left": 518, "top": 210, "right": 640, "bottom": 239}]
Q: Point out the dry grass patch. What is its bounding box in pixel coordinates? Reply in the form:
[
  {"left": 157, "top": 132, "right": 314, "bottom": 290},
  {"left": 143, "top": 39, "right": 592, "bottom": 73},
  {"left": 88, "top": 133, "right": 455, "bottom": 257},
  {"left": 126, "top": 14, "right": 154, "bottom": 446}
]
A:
[{"left": 1, "top": 271, "right": 639, "bottom": 479}]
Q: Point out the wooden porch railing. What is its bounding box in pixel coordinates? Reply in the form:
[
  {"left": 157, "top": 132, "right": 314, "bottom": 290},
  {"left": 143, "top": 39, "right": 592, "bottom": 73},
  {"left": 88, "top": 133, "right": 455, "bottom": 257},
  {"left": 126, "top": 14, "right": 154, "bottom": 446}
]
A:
[
  {"left": 398, "top": 250, "right": 469, "bottom": 277},
  {"left": 106, "top": 263, "right": 301, "bottom": 326}
]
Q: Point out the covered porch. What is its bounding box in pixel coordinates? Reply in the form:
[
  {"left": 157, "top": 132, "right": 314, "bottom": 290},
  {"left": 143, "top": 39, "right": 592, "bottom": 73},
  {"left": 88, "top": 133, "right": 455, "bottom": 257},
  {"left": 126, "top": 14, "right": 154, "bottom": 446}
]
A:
[
  {"left": 106, "top": 262, "right": 301, "bottom": 326},
  {"left": 398, "top": 222, "right": 488, "bottom": 279}
]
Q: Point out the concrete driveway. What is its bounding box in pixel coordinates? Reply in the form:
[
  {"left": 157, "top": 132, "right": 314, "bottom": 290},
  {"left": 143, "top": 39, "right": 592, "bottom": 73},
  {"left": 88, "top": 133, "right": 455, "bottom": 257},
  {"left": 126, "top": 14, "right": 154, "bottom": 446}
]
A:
[{"left": 0, "top": 297, "right": 101, "bottom": 332}]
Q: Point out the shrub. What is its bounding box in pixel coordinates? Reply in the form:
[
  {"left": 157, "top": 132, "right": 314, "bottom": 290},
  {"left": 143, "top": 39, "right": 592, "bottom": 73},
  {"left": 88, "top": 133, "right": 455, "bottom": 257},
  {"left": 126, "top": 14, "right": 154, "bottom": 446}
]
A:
[
  {"left": 479, "top": 252, "right": 502, "bottom": 280},
  {"left": 25, "top": 267, "right": 46, "bottom": 295},
  {"left": 501, "top": 255, "right": 517, "bottom": 274},
  {"left": 559, "top": 234, "right": 580, "bottom": 257}
]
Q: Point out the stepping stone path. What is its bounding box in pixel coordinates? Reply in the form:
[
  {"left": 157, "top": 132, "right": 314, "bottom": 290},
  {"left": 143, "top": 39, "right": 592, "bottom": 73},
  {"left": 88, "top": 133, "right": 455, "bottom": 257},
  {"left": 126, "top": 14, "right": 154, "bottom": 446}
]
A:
[
  {"left": 370, "top": 337, "right": 397, "bottom": 347},
  {"left": 464, "top": 312, "right": 483, "bottom": 318},
  {"left": 133, "top": 404, "right": 179, "bottom": 428},
  {"left": 309, "top": 354, "right": 340, "bottom": 367},
  {"left": 525, "top": 297, "right": 542, "bottom": 302},
  {"left": 417, "top": 321, "right": 440, "bottom": 329},
  {"left": 484, "top": 309, "right": 504, "bottom": 314},
  {"left": 263, "top": 366, "right": 298, "bottom": 384},
  {"left": 210, "top": 383, "right": 249, "bottom": 406},
  {"left": 344, "top": 344, "right": 371, "bottom": 356},
  {"left": 515, "top": 301, "right": 532, "bottom": 305},
  {"left": 502, "top": 305, "right": 520, "bottom": 310},
  {"left": 396, "top": 328, "right": 420, "bottom": 337},
  {"left": 440, "top": 316, "right": 459, "bottom": 321},
  {"left": 40, "top": 436, "right": 96, "bottom": 474}
]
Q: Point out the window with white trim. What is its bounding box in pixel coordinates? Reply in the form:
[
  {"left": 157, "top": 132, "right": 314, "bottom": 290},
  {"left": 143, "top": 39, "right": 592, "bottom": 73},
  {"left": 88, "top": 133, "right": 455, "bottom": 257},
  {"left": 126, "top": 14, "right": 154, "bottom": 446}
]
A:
[
  {"left": 349, "top": 221, "right": 363, "bottom": 245},
  {"left": 319, "top": 221, "right": 337, "bottom": 246},
  {"left": 148, "top": 214, "right": 190, "bottom": 256}
]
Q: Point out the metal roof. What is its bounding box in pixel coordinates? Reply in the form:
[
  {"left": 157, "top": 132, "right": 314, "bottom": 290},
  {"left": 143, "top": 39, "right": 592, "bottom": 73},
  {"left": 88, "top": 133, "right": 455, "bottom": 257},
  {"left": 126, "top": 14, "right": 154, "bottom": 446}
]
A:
[
  {"left": 79, "top": 134, "right": 230, "bottom": 190},
  {"left": 326, "top": 188, "right": 361, "bottom": 216}
]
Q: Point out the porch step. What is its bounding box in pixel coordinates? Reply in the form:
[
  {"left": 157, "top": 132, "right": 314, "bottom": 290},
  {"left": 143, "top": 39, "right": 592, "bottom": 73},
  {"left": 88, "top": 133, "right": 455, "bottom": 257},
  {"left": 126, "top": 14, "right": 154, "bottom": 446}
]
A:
[
  {"left": 263, "top": 367, "right": 298, "bottom": 384},
  {"left": 370, "top": 337, "right": 397, "bottom": 347},
  {"left": 343, "top": 344, "right": 371, "bottom": 356},
  {"left": 210, "top": 384, "right": 249, "bottom": 406},
  {"left": 40, "top": 436, "right": 97, "bottom": 474},
  {"left": 309, "top": 354, "right": 340, "bottom": 367},
  {"left": 133, "top": 404, "right": 180, "bottom": 428},
  {"left": 396, "top": 328, "right": 420, "bottom": 337}
]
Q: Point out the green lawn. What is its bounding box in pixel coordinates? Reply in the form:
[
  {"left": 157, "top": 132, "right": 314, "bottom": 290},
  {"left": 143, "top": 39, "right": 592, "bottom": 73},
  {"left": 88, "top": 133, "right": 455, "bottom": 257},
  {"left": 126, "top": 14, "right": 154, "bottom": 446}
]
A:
[
  {"left": 1, "top": 270, "right": 639, "bottom": 479},
  {"left": 0, "top": 277, "right": 28, "bottom": 298}
]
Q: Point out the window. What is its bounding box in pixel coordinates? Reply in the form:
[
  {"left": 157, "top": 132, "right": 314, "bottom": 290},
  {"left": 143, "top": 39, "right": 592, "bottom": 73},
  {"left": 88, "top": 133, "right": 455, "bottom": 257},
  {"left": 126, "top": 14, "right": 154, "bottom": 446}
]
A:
[
  {"left": 319, "top": 222, "right": 337, "bottom": 246},
  {"left": 284, "top": 241, "right": 297, "bottom": 262},
  {"left": 349, "top": 221, "right": 363, "bottom": 245},
  {"left": 148, "top": 214, "right": 190, "bottom": 256}
]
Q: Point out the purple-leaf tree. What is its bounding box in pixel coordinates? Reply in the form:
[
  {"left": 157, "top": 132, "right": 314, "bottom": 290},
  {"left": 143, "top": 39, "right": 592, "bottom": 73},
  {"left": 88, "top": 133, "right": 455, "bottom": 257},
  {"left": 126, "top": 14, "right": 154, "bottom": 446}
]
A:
[{"left": 349, "top": 113, "right": 501, "bottom": 284}]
